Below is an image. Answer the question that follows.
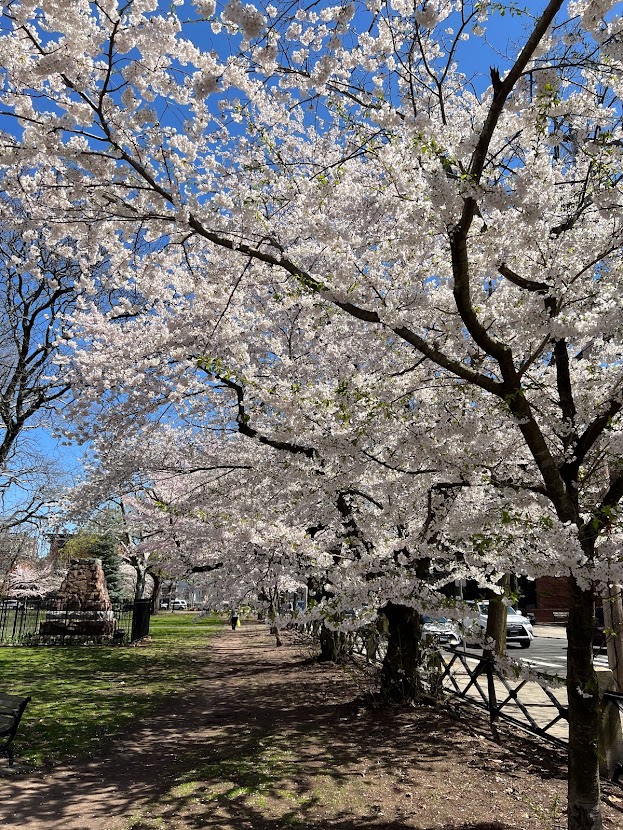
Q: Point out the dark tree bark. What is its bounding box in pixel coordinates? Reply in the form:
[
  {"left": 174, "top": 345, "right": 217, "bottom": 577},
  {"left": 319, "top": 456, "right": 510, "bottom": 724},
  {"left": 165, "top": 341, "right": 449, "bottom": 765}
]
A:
[
  {"left": 131, "top": 560, "right": 147, "bottom": 602},
  {"left": 379, "top": 602, "right": 423, "bottom": 703},
  {"left": 567, "top": 577, "right": 602, "bottom": 830},
  {"left": 149, "top": 570, "right": 163, "bottom": 615},
  {"left": 485, "top": 574, "right": 510, "bottom": 657},
  {"left": 318, "top": 623, "right": 351, "bottom": 663}
]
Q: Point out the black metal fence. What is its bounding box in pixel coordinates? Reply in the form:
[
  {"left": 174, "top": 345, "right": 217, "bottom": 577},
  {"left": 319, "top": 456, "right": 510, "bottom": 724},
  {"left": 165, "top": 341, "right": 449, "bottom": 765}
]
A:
[
  {"left": 0, "top": 599, "right": 150, "bottom": 645},
  {"left": 351, "top": 630, "right": 571, "bottom": 745},
  {"left": 437, "top": 647, "right": 570, "bottom": 745}
]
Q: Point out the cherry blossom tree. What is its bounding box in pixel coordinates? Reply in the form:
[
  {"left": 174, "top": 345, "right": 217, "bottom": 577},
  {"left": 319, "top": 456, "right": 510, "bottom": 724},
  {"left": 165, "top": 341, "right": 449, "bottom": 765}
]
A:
[
  {"left": 1, "top": 1, "right": 623, "bottom": 827},
  {"left": 68, "top": 393, "right": 466, "bottom": 678},
  {"left": 3, "top": 555, "right": 59, "bottom": 598}
]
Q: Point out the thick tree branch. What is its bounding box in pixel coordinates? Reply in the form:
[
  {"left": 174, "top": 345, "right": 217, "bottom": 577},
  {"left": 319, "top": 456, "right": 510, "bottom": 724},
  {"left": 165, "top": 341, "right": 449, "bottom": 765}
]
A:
[
  {"left": 190, "top": 562, "right": 224, "bottom": 574},
  {"left": 501, "top": 387, "right": 575, "bottom": 522},
  {"left": 565, "top": 393, "right": 623, "bottom": 478},
  {"left": 554, "top": 338, "right": 577, "bottom": 439},
  {"left": 498, "top": 263, "right": 550, "bottom": 294},
  {"left": 467, "top": 0, "right": 565, "bottom": 186},
  {"left": 212, "top": 373, "right": 317, "bottom": 459},
  {"left": 449, "top": 0, "right": 565, "bottom": 369}
]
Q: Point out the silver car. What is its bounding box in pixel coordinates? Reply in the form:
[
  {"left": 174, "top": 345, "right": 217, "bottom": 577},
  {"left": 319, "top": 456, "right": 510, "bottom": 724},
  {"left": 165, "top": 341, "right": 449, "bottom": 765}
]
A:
[{"left": 422, "top": 615, "right": 463, "bottom": 647}]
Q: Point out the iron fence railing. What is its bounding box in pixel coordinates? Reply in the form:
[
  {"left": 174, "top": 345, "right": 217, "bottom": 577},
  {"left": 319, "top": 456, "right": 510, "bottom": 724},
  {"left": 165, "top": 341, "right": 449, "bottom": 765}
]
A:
[
  {"left": 298, "top": 624, "right": 623, "bottom": 753},
  {"left": 351, "top": 628, "right": 571, "bottom": 745},
  {"left": 0, "top": 599, "right": 149, "bottom": 645},
  {"left": 438, "top": 647, "right": 569, "bottom": 746}
]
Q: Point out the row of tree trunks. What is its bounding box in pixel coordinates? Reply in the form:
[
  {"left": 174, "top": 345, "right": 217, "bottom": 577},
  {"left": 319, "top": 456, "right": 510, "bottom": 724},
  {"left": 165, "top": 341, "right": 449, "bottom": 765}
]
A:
[{"left": 307, "top": 581, "right": 610, "bottom": 830}]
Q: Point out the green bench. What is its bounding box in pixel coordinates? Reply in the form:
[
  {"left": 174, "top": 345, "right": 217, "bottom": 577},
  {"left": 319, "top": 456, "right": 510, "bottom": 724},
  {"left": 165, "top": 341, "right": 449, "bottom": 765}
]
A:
[{"left": 0, "top": 692, "right": 30, "bottom": 766}]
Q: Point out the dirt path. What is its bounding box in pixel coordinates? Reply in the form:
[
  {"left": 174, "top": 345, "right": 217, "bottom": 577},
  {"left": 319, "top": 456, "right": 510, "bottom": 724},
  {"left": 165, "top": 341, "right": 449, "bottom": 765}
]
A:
[
  {"left": 1, "top": 622, "right": 621, "bottom": 830},
  {"left": 0, "top": 623, "right": 345, "bottom": 830}
]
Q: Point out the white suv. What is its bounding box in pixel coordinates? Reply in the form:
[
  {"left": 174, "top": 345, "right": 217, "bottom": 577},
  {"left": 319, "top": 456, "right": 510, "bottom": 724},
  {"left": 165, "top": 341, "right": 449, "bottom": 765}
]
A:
[
  {"left": 170, "top": 598, "right": 188, "bottom": 610},
  {"left": 467, "top": 601, "right": 534, "bottom": 649}
]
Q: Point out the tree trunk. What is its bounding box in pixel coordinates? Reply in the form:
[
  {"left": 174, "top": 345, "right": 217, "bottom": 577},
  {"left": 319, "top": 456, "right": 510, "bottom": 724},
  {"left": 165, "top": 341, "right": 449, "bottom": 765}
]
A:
[
  {"left": 379, "top": 602, "right": 423, "bottom": 703},
  {"left": 266, "top": 601, "right": 283, "bottom": 646},
  {"left": 566, "top": 579, "right": 602, "bottom": 830},
  {"left": 270, "top": 623, "right": 283, "bottom": 647},
  {"left": 133, "top": 561, "right": 147, "bottom": 602},
  {"left": 603, "top": 584, "right": 623, "bottom": 693},
  {"left": 318, "top": 623, "right": 351, "bottom": 662},
  {"left": 149, "top": 570, "right": 163, "bottom": 615},
  {"left": 485, "top": 574, "right": 509, "bottom": 657}
]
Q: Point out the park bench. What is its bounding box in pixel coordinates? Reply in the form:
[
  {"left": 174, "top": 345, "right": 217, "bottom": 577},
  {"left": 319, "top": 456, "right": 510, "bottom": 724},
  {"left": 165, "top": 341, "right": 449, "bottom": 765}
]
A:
[{"left": 0, "top": 692, "right": 31, "bottom": 766}]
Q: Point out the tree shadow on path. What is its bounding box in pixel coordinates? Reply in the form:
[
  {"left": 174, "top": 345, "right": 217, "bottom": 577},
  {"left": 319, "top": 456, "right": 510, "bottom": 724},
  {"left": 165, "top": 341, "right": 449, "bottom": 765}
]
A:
[{"left": 0, "top": 623, "right": 617, "bottom": 830}]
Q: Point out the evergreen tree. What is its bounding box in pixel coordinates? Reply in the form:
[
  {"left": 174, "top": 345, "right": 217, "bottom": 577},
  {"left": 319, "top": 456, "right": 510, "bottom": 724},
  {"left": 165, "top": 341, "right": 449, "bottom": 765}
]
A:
[{"left": 89, "top": 535, "right": 124, "bottom": 605}]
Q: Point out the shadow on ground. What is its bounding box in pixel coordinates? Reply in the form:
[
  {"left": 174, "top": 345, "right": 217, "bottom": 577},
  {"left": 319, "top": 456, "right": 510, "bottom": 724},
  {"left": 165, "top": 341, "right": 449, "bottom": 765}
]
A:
[{"left": 1, "top": 624, "right": 616, "bottom": 830}]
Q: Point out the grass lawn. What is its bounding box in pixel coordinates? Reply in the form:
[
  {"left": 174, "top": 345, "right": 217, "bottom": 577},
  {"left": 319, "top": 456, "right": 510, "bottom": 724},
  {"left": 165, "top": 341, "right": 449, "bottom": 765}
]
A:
[{"left": 0, "top": 612, "right": 222, "bottom": 766}]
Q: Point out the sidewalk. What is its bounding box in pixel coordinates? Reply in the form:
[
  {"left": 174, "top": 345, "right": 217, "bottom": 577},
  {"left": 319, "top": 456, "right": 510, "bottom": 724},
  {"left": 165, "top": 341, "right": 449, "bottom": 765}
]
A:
[
  {"left": 1, "top": 622, "right": 619, "bottom": 830},
  {"left": 534, "top": 623, "right": 567, "bottom": 640}
]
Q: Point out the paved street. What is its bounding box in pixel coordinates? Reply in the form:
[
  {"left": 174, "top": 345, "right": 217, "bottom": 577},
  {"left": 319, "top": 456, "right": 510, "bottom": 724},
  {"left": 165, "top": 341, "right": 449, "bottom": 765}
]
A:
[
  {"left": 460, "top": 626, "right": 610, "bottom": 678},
  {"left": 518, "top": 638, "right": 609, "bottom": 677}
]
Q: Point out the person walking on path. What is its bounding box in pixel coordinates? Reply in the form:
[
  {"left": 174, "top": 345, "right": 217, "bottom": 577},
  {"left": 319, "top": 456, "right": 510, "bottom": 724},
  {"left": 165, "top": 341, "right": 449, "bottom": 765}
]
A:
[{"left": 230, "top": 609, "right": 239, "bottom": 630}]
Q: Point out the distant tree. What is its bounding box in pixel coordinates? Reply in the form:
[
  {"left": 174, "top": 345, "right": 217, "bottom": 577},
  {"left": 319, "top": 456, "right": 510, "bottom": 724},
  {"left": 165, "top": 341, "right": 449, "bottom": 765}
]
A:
[
  {"left": 0, "top": 531, "right": 37, "bottom": 597},
  {"left": 0, "top": 225, "right": 75, "bottom": 460},
  {"left": 4, "top": 559, "right": 60, "bottom": 599},
  {"left": 0, "top": 212, "right": 105, "bottom": 530}
]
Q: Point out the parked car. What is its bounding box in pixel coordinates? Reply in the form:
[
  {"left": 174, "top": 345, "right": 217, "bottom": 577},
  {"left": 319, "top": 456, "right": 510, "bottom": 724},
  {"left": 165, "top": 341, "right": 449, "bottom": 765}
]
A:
[
  {"left": 170, "top": 598, "right": 188, "bottom": 610},
  {"left": 422, "top": 615, "right": 462, "bottom": 647},
  {"left": 0, "top": 599, "right": 22, "bottom": 610},
  {"left": 465, "top": 601, "right": 534, "bottom": 649}
]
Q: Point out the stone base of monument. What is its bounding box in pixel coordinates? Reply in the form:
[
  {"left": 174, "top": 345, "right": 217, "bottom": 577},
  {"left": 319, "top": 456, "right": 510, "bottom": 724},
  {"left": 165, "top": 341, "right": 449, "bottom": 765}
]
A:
[
  {"left": 27, "top": 633, "right": 117, "bottom": 646},
  {"left": 38, "top": 609, "right": 116, "bottom": 637},
  {"left": 34, "top": 557, "right": 119, "bottom": 645}
]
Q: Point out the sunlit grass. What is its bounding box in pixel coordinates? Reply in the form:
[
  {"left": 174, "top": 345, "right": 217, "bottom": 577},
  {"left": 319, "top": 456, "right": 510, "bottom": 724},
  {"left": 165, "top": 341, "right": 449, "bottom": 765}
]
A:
[{"left": 0, "top": 613, "right": 222, "bottom": 765}]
